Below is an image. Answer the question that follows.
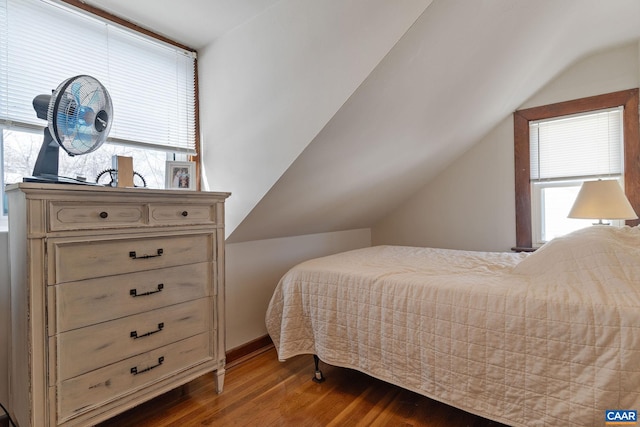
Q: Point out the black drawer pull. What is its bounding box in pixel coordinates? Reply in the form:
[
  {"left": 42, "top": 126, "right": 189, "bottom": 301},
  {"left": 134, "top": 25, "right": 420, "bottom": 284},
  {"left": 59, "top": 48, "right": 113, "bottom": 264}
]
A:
[
  {"left": 129, "top": 248, "right": 163, "bottom": 259},
  {"left": 130, "top": 356, "right": 164, "bottom": 376},
  {"left": 130, "top": 283, "right": 164, "bottom": 297},
  {"left": 99, "top": 211, "right": 108, "bottom": 219},
  {"left": 181, "top": 210, "right": 188, "bottom": 217},
  {"left": 130, "top": 322, "right": 164, "bottom": 339}
]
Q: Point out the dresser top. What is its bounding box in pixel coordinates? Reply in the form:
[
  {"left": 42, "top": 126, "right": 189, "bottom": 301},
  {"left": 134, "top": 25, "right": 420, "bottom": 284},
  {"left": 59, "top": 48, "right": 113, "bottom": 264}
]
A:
[{"left": 7, "top": 182, "right": 231, "bottom": 200}]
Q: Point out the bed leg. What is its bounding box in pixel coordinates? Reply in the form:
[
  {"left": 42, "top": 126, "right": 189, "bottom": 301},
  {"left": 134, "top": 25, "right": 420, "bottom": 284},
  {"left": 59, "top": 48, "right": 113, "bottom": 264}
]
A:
[{"left": 312, "top": 354, "right": 325, "bottom": 383}]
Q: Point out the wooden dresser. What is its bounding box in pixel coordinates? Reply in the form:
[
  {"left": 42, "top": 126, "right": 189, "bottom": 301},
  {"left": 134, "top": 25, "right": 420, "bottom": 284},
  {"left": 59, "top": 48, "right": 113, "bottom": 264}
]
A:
[{"left": 6, "top": 183, "right": 230, "bottom": 427}]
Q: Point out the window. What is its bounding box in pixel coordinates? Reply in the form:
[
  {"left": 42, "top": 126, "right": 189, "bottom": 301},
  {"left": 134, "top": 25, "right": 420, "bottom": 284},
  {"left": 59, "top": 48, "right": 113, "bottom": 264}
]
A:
[
  {"left": 530, "top": 107, "right": 624, "bottom": 244},
  {"left": 514, "top": 89, "right": 640, "bottom": 248},
  {"left": 0, "top": 0, "right": 198, "bottom": 228}
]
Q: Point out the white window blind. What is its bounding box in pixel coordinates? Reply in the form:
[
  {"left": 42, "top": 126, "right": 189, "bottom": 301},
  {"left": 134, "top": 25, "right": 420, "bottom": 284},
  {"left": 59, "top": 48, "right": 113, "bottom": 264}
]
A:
[
  {"left": 530, "top": 107, "right": 623, "bottom": 181},
  {"left": 0, "top": 0, "right": 196, "bottom": 154}
]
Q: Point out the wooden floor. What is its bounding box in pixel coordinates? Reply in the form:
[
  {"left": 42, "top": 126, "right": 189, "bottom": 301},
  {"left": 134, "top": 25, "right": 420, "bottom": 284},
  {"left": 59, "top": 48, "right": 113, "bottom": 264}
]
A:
[{"left": 99, "top": 348, "right": 509, "bottom": 427}]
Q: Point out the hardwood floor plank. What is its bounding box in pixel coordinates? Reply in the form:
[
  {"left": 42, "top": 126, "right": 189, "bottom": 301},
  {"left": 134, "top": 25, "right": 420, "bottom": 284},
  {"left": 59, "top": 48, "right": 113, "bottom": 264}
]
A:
[
  {"left": 98, "top": 348, "right": 509, "bottom": 427},
  {"left": 325, "top": 382, "right": 401, "bottom": 427}
]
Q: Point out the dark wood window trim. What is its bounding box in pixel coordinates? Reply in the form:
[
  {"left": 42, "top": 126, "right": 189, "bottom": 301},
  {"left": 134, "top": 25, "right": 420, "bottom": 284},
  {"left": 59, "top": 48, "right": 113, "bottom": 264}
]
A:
[
  {"left": 61, "top": 0, "right": 203, "bottom": 190},
  {"left": 514, "top": 89, "right": 640, "bottom": 248},
  {"left": 61, "top": 0, "right": 195, "bottom": 51}
]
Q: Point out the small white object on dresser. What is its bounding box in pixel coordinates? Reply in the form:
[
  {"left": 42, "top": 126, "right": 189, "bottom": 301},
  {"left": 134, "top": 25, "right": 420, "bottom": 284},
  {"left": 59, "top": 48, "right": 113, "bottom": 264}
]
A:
[{"left": 6, "top": 183, "right": 230, "bottom": 427}]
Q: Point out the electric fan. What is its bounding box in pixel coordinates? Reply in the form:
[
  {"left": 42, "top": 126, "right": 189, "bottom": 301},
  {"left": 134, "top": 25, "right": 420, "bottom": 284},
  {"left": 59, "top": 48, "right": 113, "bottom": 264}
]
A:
[{"left": 24, "top": 75, "right": 113, "bottom": 184}]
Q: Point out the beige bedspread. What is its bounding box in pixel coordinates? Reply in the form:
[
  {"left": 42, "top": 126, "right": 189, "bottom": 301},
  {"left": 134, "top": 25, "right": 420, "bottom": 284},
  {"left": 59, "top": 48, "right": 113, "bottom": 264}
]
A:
[{"left": 266, "top": 226, "right": 640, "bottom": 426}]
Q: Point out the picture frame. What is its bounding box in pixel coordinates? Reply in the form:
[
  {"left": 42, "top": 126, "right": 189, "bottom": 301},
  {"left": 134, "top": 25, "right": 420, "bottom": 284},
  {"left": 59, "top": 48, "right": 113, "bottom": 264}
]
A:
[{"left": 165, "top": 161, "right": 196, "bottom": 190}]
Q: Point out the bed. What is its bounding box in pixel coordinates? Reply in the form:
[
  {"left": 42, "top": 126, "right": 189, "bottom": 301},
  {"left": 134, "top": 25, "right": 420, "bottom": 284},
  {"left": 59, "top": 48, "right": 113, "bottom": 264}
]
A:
[{"left": 265, "top": 226, "right": 640, "bottom": 426}]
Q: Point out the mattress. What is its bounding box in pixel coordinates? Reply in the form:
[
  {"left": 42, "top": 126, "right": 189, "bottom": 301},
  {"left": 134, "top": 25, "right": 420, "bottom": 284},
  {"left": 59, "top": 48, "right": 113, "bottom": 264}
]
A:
[{"left": 266, "top": 226, "right": 640, "bottom": 426}]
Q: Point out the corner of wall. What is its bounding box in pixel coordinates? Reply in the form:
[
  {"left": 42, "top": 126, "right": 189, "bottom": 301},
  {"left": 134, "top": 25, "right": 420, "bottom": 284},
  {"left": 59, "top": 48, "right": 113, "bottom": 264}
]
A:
[
  {"left": 0, "top": 232, "right": 10, "bottom": 405},
  {"left": 637, "top": 40, "right": 640, "bottom": 87},
  {"left": 224, "top": 228, "right": 371, "bottom": 349}
]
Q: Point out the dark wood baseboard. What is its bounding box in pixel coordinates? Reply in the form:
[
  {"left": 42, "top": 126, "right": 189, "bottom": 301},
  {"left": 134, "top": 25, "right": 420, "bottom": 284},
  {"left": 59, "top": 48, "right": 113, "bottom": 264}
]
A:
[{"left": 226, "top": 334, "right": 274, "bottom": 368}]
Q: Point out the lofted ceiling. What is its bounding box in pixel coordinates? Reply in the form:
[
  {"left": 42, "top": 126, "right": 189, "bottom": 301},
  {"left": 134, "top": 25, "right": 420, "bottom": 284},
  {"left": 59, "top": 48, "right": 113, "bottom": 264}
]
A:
[{"left": 82, "top": 0, "right": 640, "bottom": 243}]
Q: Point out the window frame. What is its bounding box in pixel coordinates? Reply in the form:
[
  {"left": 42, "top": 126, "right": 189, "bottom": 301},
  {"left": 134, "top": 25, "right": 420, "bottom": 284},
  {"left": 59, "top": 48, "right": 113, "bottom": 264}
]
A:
[
  {"left": 0, "top": 1, "right": 202, "bottom": 230},
  {"left": 0, "top": 0, "right": 202, "bottom": 232},
  {"left": 1, "top": 0, "right": 201, "bottom": 191},
  {"left": 61, "top": 0, "right": 202, "bottom": 181},
  {"left": 513, "top": 89, "right": 640, "bottom": 248}
]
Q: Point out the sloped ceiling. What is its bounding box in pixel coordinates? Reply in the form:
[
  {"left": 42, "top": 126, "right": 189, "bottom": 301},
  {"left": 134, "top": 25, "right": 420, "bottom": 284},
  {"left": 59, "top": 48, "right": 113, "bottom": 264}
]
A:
[
  {"left": 83, "top": 0, "right": 640, "bottom": 243},
  {"left": 198, "top": 0, "right": 433, "bottom": 240},
  {"left": 227, "top": 0, "right": 640, "bottom": 243}
]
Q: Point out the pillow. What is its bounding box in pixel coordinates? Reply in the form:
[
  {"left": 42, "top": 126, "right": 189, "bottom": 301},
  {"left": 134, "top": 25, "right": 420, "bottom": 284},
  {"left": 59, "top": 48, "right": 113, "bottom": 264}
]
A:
[{"left": 513, "top": 225, "right": 640, "bottom": 276}]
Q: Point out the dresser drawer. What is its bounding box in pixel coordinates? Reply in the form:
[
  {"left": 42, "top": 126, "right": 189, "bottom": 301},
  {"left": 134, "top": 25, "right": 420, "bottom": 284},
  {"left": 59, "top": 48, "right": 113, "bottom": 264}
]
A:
[
  {"left": 49, "top": 233, "right": 213, "bottom": 283},
  {"left": 55, "top": 298, "right": 209, "bottom": 381},
  {"left": 149, "top": 203, "right": 216, "bottom": 225},
  {"left": 50, "top": 262, "right": 210, "bottom": 334},
  {"left": 49, "top": 202, "right": 145, "bottom": 231},
  {"left": 57, "top": 333, "right": 211, "bottom": 423}
]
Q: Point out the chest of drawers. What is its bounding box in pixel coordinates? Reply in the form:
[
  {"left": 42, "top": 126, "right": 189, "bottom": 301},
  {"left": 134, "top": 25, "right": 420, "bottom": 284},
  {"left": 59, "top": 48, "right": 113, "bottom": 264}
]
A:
[{"left": 6, "top": 183, "right": 230, "bottom": 427}]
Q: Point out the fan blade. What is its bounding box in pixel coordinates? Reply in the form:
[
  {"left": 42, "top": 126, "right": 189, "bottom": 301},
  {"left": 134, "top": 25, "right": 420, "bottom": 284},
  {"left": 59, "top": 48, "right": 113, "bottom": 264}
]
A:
[
  {"left": 85, "top": 87, "right": 101, "bottom": 108},
  {"left": 47, "top": 75, "right": 112, "bottom": 158}
]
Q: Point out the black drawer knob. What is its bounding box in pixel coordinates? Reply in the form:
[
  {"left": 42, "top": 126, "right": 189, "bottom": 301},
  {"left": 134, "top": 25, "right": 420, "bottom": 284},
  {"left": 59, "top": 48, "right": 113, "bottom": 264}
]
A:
[
  {"left": 181, "top": 211, "right": 188, "bottom": 217},
  {"left": 99, "top": 211, "right": 108, "bottom": 219}
]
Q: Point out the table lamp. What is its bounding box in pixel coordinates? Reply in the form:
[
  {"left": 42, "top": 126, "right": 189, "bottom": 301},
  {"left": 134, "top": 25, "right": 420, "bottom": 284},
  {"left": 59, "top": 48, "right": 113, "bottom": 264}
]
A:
[{"left": 568, "top": 179, "right": 638, "bottom": 225}]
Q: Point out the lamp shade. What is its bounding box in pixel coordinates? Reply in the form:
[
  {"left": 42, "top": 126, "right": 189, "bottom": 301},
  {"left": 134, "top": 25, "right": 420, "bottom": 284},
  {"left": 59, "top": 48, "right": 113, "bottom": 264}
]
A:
[{"left": 568, "top": 179, "right": 638, "bottom": 220}]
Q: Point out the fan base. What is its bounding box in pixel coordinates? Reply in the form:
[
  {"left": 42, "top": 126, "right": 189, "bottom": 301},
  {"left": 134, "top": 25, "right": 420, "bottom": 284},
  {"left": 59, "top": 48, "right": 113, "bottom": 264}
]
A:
[{"left": 24, "top": 174, "right": 102, "bottom": 186}]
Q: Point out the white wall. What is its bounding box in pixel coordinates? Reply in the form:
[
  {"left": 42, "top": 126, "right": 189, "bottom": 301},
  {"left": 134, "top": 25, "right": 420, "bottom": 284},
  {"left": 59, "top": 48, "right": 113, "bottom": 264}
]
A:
[
  {"left": 372, "top": 118, "right": 517, "bottom": 252},
  {"left": 197, "top": 0, "right": 431, "bottom": 237},
  {"left": 225, "top": 228, "right": 370, "bottom": 350},
  {"left": 372, "top": 41, "right": 640, "bottom": 251}
]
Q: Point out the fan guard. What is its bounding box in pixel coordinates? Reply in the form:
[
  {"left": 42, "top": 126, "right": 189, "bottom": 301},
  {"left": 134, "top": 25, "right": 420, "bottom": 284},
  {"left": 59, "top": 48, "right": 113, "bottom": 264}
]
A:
[{"left": 25, "top": 75, "right": 113, "bottom": 184}]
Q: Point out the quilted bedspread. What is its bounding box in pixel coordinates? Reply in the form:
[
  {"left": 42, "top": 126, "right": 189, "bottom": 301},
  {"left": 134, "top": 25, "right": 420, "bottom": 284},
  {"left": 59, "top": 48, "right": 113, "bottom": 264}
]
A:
[{"left": 266, "top": 226, "right": 640, "bottom": 426}]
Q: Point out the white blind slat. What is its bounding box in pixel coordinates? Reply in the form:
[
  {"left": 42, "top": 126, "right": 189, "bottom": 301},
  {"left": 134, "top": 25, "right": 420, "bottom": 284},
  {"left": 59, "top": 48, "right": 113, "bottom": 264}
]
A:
[
  {"left": 0, "top": 0, "right": 196, "bottom": 154},
  {"left": 530, "top": 108, "right": 623, "bottom": 181}
]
